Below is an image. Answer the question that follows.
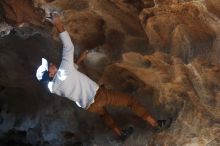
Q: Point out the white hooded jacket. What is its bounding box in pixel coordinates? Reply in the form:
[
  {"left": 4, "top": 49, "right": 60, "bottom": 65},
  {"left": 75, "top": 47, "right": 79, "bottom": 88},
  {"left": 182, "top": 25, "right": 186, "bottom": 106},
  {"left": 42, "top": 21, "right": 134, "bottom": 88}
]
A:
[{"left": 48, "top": 31, "right": 99, "bottom": 109}]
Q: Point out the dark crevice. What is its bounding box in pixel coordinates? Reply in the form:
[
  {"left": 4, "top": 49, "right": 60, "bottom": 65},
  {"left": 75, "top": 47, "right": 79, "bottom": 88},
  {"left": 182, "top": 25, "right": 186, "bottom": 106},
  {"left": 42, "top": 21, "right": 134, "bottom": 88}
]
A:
[
  {"left": 0, "top": 85, "right": 5, "bottom": 93},
  {"left": 0, "top": 129, "right": 31, "bottom": 146}
]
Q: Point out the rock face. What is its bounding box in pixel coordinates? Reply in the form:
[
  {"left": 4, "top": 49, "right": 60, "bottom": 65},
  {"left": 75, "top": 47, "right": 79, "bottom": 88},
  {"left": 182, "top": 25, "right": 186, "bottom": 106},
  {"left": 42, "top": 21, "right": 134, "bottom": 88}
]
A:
[
  {"left": 35, "top": 0, "right": 150, "bottom": 58},
  {"left": 0, "top": 0, "right": 220, "bottom": 146},
  {"left": 140, "top": 2, "right": 217, "bottom": 62},
  {"left": 0, "top": 0, "right": 45, "bottom": 26},
  {"left": 206, "top": 0, "right": 220, "bottom": 18},
  {"left": 101, "top": 51, "right": 220, "bottom": 145}
]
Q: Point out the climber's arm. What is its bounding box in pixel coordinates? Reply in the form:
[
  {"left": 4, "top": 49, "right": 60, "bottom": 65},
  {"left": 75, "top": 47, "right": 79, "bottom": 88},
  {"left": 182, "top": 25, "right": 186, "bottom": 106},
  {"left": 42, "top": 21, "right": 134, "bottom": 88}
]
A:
[
  {"left": 50, "top": 13, "right": 75, "bottom": 70},
  {"left": 75, "top": 50, "right": 89, "bottom": 65}
]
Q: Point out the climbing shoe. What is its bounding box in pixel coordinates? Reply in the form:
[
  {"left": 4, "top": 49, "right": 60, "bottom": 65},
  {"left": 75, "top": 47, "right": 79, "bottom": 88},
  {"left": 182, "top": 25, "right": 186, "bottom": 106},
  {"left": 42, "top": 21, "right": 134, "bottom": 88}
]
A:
[
  {"left": 119, "top": 126, "right": 134, "bottom": 141},
  {"left": 155, "top": 118, "right": 172, "bottom": 131}
]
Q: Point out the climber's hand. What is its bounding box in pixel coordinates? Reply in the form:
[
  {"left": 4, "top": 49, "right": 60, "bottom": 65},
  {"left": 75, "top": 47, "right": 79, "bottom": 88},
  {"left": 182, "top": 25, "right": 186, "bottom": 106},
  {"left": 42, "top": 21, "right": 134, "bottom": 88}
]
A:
[
  {"left": 80, "top": 50, "right": 89, "bottom": 59},
  {"left": 46, "top": 12, "right": 65, "bottom": 33},
  {"left": 75, "top": 50, "right": 89, "bottom": 65}
]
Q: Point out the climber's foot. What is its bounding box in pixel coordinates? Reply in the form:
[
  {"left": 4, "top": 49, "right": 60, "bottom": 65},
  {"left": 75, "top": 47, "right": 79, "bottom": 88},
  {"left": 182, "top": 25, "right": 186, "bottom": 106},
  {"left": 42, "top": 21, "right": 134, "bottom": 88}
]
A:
[
  {"left": 118, "top": 126, "right": 134, "bottom": 141},
  {"left": 154, "top": 118, "right": 172, "bottom": 132}
]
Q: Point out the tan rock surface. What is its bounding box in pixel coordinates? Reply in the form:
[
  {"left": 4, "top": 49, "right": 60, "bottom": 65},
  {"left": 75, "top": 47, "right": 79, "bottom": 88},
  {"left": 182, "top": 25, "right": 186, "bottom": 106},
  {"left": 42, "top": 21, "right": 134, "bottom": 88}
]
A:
[
  {"left": 34, "top": 0, "right": 149, "bottom": 58},
  {"left": 0, "top": 0, "right": 45, "bottom": 26},
  {"left": 206, "top": 0, "right": 220, "bottom": 18},
  {"left": 140, "top": 2, "right": 217, "bottom": 62},
  {"left": 100, "top": 51, "right": 220, "bottom": 145}
]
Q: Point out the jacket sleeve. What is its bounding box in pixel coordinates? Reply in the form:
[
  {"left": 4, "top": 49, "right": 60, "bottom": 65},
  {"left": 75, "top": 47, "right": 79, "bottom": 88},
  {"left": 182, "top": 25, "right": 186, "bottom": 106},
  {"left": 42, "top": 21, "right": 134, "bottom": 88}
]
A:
[{"left": 58, "top": 31, "right": 76, "bottom": 71}]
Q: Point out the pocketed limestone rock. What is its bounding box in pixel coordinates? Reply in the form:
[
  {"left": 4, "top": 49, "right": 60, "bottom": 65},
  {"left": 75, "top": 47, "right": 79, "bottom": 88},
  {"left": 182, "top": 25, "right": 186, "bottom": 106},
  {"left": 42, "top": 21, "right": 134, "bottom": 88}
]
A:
[
  {"left": 100, "top": 51, "right": 220, "bottom": 145},
  {"left": 0, "top": 0, "right": 45, "bottom": 27},
  {"left": 140, "top": 3, "right": 216, "bottom": 62}
]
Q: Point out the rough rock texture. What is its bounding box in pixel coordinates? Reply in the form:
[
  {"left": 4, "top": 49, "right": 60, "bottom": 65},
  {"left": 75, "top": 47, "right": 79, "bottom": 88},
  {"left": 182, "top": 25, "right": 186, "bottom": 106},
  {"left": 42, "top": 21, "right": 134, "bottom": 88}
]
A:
[
  {"left": 140, "top": 1, "right": 217, "bottom": 62},
  {"left": 35, "top": 0, "right": 150, "bottom": 58},
  {"left": 100, "top": 52, "right": 220, "bottom": 145},
  {"left": 0, "top": 0, "right": 220, "bottom": 146},
  {"left": 206, "top": 0, "right": 220, "bottom": 18},
  {"left": 0, "top": 0, "right": 45, "bottom": 27}
]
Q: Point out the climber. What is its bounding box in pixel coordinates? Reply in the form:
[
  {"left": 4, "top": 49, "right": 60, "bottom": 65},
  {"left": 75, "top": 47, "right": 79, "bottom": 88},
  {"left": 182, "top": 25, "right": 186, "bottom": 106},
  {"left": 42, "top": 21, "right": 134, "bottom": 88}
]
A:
[{"left": 36, "top": 12, "right": 171, "bottom": 141}]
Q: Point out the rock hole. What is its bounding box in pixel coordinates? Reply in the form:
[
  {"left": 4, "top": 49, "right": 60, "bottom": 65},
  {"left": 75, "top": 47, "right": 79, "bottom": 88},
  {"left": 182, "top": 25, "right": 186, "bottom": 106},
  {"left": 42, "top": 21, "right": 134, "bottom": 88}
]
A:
[{"left": 0, "top": 85, "right": 5, "bottom": 92}]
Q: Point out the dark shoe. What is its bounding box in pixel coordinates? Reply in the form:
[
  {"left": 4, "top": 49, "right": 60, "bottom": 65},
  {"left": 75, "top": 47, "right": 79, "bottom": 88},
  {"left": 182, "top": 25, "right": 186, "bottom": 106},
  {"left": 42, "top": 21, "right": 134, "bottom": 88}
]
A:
[
  {"left": 155, "top": 118, "right": 172, "bottom": 131},
  {"left": 119, "top": 126, "right": 134, "bottom": 141},
  {"left": 158, "top": 120, "right": 166, "bottom": 128}
]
